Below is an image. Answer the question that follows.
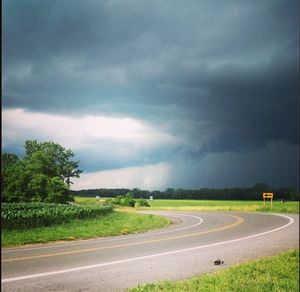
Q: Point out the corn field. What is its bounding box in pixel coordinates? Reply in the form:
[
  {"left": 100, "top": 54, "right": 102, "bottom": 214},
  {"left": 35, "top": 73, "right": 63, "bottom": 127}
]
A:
[{"left": 2, "top": 202, "right": 113, "bottom": 229}]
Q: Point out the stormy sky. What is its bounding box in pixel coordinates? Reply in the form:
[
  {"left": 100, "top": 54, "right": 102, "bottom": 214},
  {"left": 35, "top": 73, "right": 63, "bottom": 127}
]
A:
[{"left": 2, "top": 0, "right": 299, "bottom": 190}]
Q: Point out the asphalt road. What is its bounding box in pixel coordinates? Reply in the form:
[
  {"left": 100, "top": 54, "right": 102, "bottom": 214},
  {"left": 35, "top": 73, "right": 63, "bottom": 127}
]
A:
[{"left": 2, "top": 211, "right": 299, "bottom": 291}]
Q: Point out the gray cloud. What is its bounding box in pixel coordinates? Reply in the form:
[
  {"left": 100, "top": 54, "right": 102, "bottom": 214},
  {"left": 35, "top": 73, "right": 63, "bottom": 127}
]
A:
[
  {"left": 168, "top": 141, "right": 299, "bottom": 189},
  {"left": 2, "top": 0, "right": 299, "bottom": 189}
]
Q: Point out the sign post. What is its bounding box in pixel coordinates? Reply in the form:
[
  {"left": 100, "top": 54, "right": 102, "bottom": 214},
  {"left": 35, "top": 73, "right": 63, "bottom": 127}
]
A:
[{"left": 263, "top": 193, "right": 273, "bottom": 208}]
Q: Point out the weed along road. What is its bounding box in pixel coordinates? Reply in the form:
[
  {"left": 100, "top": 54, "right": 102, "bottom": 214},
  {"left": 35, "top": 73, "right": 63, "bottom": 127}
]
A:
[{"left": 2, "top": 211, "right": 299, "bottom": 291}]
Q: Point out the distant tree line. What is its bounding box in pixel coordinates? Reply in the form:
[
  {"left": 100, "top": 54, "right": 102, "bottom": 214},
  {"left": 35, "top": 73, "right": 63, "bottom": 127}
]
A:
[{"left": 72, "top": 183, "right": 299, "bottom": 201}]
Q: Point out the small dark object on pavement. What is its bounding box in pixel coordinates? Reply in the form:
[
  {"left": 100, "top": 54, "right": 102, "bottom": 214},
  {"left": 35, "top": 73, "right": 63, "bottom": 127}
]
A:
[{"left": 214, "top": 259, "right": 224, "bottom": 265}]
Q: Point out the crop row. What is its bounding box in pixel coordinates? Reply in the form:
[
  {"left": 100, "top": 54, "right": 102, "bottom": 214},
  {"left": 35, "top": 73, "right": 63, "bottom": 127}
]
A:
[{"left": 2, "top": 202, "right": 113, "bottom": 229}]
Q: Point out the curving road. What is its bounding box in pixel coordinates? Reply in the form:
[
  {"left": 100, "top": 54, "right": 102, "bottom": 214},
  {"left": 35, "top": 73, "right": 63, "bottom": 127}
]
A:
[{"left": 1, "top": 211, "right": 299, "bottom": 291}]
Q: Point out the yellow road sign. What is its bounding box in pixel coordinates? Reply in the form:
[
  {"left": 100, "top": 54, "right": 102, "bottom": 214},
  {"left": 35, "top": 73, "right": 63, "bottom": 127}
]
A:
[{"left": 263, "top": 192, "right": 273, "bottom": 199}]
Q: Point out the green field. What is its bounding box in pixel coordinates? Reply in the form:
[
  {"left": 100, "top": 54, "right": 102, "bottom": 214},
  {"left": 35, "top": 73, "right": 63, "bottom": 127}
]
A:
[
  {"left": 74, "top": 196, "right": 108, "bottom": 205},
  {"left": 75, "top": 197, "right": 299, "bottom": 213},
  {"left": 146, "top": 199, "right": 299, "bottom": 213},
  {"left": 130, "top": 249, "right": 299, "bottom": 292}
]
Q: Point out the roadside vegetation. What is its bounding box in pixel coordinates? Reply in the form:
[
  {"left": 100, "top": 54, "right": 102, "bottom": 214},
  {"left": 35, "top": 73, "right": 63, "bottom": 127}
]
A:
[
  {"left": 130, "top": 249, "right": 299, "bottom": 292},
  {"left": 2, "top": 211, "right": 170, "bottom": 246},
  {"left": 106, "top": 193, "right": 150, "bottom": 207}
]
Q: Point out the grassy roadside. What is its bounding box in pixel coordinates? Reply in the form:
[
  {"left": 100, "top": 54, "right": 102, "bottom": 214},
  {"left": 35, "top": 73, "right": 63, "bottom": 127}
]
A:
[
  {"left": 130, "top": 249, "right": 299, "bottom": 292},
  {"left": 2, "top": 211, "right": 170, "bottom": 247}
]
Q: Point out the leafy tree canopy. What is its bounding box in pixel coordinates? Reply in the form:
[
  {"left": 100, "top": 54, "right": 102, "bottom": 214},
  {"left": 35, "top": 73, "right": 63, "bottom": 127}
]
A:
[{"left": 1, "top": 140, "right": 82, "bottom": 203}]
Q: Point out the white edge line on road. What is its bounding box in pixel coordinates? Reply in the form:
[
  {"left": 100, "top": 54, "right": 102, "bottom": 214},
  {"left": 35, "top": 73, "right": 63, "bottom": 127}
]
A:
[
  {"left": 2, "top": 214, "right": 295, "bottom": 283},
  {"left": 2, "top": 213, "right": 203, "bottom": 253}
]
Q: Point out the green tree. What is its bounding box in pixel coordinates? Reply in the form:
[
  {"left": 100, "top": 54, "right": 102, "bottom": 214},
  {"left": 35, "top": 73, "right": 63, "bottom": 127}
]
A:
[
  {"left": 1, "top": 140, "right": 82, "bottom": 203},
  {"left": 45, "top": 176, "right": 70, "bottom": 203},
  {"left": 121, "top": 192, "right": 136, "bottom": 207},
  {"left": 1, "top": 153, "right": 19, "bottom": 168},
  {"left": 28, "top": 173, "right": 49, "bottom": 202},
  {"left": 24, "top": 140, "right": 82, "bottom": 186},
  {"left": 1, "top": 153, "right": 19, "bottom": 195},
  {"left": 2, "top": 159, "right": 31, "bottom": 202}
]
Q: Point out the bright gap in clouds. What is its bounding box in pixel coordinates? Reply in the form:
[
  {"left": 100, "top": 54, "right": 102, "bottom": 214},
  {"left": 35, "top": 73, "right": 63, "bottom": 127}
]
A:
[
  {"left": 2, "top": 108, "right": 178, "bottom": 150},
  {"left": 71, "top": 162, "right": 171, "bottom": 191}
]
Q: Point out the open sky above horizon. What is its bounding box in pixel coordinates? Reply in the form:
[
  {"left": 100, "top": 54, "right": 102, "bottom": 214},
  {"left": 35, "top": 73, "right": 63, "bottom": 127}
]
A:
[{"left": 2, "top": 0, "right": 299, "bottom": 191}]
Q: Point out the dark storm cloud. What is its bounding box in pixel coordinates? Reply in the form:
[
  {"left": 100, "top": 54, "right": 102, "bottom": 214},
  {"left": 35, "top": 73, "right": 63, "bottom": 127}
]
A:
[{"left": 3, "top": 0, "right": 299, "bottom": 188}]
